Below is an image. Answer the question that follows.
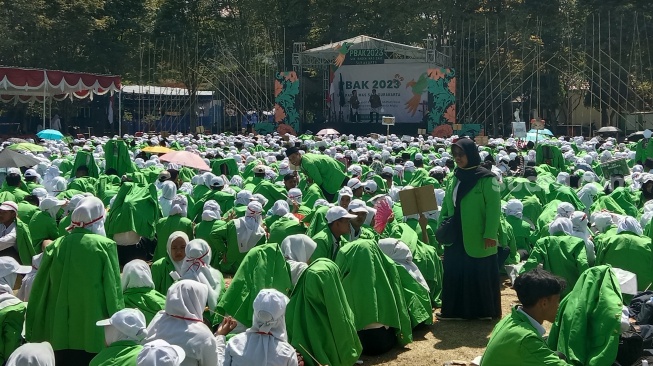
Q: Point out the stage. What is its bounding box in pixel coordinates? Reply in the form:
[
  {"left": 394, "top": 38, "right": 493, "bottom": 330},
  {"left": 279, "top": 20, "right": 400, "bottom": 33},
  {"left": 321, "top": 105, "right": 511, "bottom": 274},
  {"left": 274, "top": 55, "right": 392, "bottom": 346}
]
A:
[{"left": 305, "top": 121, "right": 426, "bottom": 137}]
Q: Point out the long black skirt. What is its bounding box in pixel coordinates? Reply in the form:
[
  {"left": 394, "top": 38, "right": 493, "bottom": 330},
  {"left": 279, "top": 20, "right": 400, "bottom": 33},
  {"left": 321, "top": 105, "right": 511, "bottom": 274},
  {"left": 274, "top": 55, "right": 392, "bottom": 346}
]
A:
[{"left": 440, "top": 238, "right": 501, "bottom": 319}]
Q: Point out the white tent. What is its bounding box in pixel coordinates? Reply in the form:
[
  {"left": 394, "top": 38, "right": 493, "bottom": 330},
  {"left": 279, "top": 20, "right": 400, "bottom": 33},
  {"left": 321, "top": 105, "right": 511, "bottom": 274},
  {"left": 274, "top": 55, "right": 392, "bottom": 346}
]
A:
[{"left": 301, "top": 35, "right": 425, "bottom": 64}]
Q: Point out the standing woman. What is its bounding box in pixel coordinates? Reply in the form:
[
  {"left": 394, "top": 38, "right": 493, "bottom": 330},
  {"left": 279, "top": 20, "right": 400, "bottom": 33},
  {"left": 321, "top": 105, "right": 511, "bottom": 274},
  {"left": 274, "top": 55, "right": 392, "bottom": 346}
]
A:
[{"left": 437, "top": 138, "right": 501, "bottom": 320}]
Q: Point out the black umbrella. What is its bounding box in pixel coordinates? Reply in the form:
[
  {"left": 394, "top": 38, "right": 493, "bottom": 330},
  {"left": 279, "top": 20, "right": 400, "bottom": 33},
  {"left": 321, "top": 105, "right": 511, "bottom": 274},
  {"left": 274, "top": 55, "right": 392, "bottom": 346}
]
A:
[{"left": 627, "top": 131, "right": 645, "bottom": 142}]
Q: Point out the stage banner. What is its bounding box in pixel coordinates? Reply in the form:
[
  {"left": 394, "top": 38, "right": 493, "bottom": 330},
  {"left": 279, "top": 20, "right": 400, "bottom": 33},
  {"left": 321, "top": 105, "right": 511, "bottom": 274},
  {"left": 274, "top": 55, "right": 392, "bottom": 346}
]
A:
[
  {"left": 427, "top": 68, "right": 456, "bottom": 137},
  {"left": 332, "top": 63, "right": 429, "bottom": 123},
  {"left": 274, "top": 71, "right": 300, "bottom": 131}
]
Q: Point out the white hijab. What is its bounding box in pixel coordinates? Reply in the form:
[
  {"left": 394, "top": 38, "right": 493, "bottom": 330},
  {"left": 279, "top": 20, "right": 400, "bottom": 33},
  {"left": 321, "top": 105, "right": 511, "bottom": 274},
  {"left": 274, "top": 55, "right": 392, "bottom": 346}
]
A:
[
  {"left": 137, "top": 339, "right": 186, "bottom": 366},
  {"left": 235, "top": 190, "right": 253, "bottom": 206},
  {"left": 180, "top": 239, "right": 223, "bottom": 310},
  {"left": 618, "top": 216, "right": 644, "bottom": 236},
  {"left": 556, "top": 202, "right": 575, "bottom": 219},
  {"left": 159, "top": 181, "right": 177, "bottom": 217},
  {"left": 549, "top": 217, "right": 574, "bottom": 235},
  {"left": 5, "top": 342, "right": 55, "bottom": 366},
  {"left": 167, "top": 231, "right": 190, "bottom": 273},
  {"left": 503, "top": 199, "right": 523, "bottom": 219},
  {"left": 281, "top": 234, "right": 317, "bottom": 286},
  {"left": 44, "top": 176, "right": 67, "bottom": 196},
  {"left": 17, "top": 253, "right": 43, "bottom": 302},
  {"left": 201, "top": 200, "right": 222, "bottom": 222},
  {"left": 378, "top": 238, "right": 429, "bottom": 291},
  {"left": 69, "top": 197, "right": 106, "bottom": 236},
  {"left": 169, "top": 195, "right": 188, "bottom": 218},
  {"left": 234, "top": 202, "right": 265, "bottom": 253},
  {"left": 287, "top": 188, "right": 303, "bottom": 206},
  {"left": 122, "top": 259, "right": 156, "bottom": 291}
]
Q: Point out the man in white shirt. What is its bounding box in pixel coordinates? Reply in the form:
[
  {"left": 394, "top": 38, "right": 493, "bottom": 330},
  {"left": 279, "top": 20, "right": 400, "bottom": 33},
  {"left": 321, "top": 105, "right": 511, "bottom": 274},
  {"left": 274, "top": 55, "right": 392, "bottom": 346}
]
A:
[
  {"left": 51, "top": 114, "right": 61, "bottom": 131},
  {"left": 0, "top": 201, "right": 18, "bottom": 257}
]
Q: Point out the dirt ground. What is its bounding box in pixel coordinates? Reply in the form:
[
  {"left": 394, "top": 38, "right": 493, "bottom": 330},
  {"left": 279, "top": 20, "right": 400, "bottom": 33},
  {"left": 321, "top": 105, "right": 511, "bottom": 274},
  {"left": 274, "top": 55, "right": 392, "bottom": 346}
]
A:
[{"left": 360, "top": 278, "right": 521, "bottom": 366}]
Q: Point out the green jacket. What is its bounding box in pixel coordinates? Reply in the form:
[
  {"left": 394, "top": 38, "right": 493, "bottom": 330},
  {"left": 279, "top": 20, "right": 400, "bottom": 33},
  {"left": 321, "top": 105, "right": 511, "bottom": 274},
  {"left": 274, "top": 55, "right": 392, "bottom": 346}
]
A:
[
  {"left": 153, "top": 215, "right": 194, "bottom": 261},
  {"left": 506, "top": 215, "right": 535, "bottom": 252},
  {"left": 482, "top": 307, "right": 570, "bottom": 366},
  {"left": 269, "top": 217, "right": 306, "bottom": 244},
  {"left": 216, "top": 243, "right": 292, "bottom": 328},
  {"left": 150, "top": 257, "right": 176, "bottom": 295},
  {"left": 0, "top": 296, "right": 26, "bottom": 364},
  {"left": 214, "top": 219, "right": 267, "bottom": 274},
  {"left": 25, "top": 228, "right": 124, "bottom": 353},
  {"left": 300, "top": 153, "right": 347, "bottom": 195},
  {"left": 105, "top": 183, "right": 160, "bottom": 240},
  {"left": 286, "top": 259, "right": 362, "bottom": 366},
  {"left": 15, "top": 219, "right": 35, "bottom": 265},
  {"left": 194, "top": 220, "right": 227, "bottom": 268},
  {"left": 252, "top": 181, "right": 287, "bottom": 211},
  {"left": 17, "top": 201, "right": 38, "bottom": 224},
  {"left": 28, "top": 211, "right": 60, "bottom": 251},
  {"left": 104, "top": 140, "right": 135, "bottom": 176},
  {"left": 0, "top": 186, "right": 28, "bottom": 203},
  {"left": 548, "top": 266, "right": 623, "bottom": 366},
  {"left": 440, "top": 176, "right": 501, "bottom": 258},
  {"left": 89, "top": 340, "right": 142, "bottom": 366}
]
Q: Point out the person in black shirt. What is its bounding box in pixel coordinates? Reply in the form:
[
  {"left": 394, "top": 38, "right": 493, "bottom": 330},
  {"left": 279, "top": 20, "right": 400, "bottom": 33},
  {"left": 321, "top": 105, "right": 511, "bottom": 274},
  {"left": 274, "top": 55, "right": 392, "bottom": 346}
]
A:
[
  {"left": 349, "top": 90, "right": 360, "bottom": 122},
  {"left": 369, "top": 89, "right": 382, "bottom": 123}
]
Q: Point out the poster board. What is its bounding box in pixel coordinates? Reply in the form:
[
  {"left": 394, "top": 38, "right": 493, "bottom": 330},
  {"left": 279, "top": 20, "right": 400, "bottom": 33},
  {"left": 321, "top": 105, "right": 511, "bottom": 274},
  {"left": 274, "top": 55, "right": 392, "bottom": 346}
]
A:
[
  {"left": 531, "top": 120, "right": 545, "bottom": 130},
  {"left": 399, "top": 184, "right": 438, "bottom": 216},
  {"left": 512, "top": 122, "right": 527, "bottom": 138},
  {"left": 600, "top": 158, "right": 629, "bottom": 179},
  {"left": 382, "top": 116, "right": 395, "bottom": 126}
]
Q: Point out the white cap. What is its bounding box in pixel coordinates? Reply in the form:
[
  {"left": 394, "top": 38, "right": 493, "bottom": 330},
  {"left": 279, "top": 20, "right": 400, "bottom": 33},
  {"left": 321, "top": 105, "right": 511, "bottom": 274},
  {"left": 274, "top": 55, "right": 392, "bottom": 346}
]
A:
[
  {"left": 96, "top": 308, "right": 148, "bottom": 341},
  {"left": 39, "top": 197, "right": 66, "bottom": 211},
  {"left": 0, "top": 256, "right": 31, "bottom": 277},
  {"left": 0, "top": 201, "right": 17, "bottom": 212},
  {"left": 24, "top": 169, "right": 38, "bottom": 178},
  {"left": 363, "top": 181, "right": 378, "bottom": 193},
  {"left": 382, "top": 166, "right": 394, "bottom": 175},
  {"left": 347, "top": 199, "right": 368, "bottom": 213},
  {"left": 326, "top": 206, "right": 357, "bottom": 224},
  {"left": 347, "top": 178, "right": 362, "bottom": 190},
  {"left": 137, "top": 339, "right": 186, "bottom": 366}
]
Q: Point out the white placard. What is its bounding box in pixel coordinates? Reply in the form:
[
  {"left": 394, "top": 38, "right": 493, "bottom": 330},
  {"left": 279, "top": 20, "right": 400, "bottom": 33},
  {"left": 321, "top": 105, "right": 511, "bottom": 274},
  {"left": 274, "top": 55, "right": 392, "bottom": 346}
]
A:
[
  {"left": 382, "top": 116, "right": 395, "bottom": 126},
  {"left": 512, "top": 122, "right": 527, "bottom": 138}
]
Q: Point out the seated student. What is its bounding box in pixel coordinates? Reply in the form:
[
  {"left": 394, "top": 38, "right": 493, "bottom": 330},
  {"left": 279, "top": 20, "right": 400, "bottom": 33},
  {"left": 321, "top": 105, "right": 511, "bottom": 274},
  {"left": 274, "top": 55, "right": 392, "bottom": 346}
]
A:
[
  {"left": 311, "top": 207, "right": 356, "bottom": 261},
  {"left": 347, "top": 199, "right": 377, "bottom": 241},
  {"left": 180, "top": 239, "right": 224, "bottom": 312},
  {"left": 220, "top": 289, "right": 300, "bottom": 365},
  {"left": 215, "top": 201, "right": 266, "bottom": 274},
  {"left": 5, "top": 342, "right": 55, "bottom": 366},
  {"left": 153, "top": 195, "right": 194, "bottom": 261},
  {"left": 281, "top": 234, "right": 317, "bottom": 286},
  {"left": 151, "top": 231, "right": 188, "bottom": 295},
  {"left": 221, "top": 190, "right": 252, "bottom": 221},
  {"left": 137, "top": 339, "right": 186, "bottom": 366},
  {"left": 193, "top": 200, "right": 227, "bottom": 268},
  {"left": 481, "top": 268, "right": 569, "bottom": 366},
  {"left": 17, "top": 194, "right": 39, "bottom": 226},
  {"left": 122, "top": 260, "right": 166, "bottom": 324},
  {"left": 286, "top": 258, "right": 362, "bottom": 366},
  {"left": 144, "top": 280, "right": 221, "bottom": 366},
  {"left": 0, "top": 256, "right": 31, "bottom": 364},
  {"left": 91, "top": 309, "right": 148, "bottom": 366},
  {"left": 267, "top": 200, "right": 306, "bottom": 244},
  {"left": 29, "top": 196, "right": 66, "bottom": 250}
]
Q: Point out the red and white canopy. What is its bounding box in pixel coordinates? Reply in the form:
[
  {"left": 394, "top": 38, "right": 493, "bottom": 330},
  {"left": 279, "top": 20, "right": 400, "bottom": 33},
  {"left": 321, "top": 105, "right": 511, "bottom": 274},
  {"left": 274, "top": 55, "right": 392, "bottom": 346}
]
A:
[{"left": 0, "top": 67, "right": 121, "bottom": 104}]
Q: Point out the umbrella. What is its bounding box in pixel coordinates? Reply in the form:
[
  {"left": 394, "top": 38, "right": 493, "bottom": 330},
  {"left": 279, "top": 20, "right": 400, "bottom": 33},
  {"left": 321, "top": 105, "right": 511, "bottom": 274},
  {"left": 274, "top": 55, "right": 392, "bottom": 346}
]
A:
[
  {"left": 7, "top": 143, "right": 47, "bottom": 152},
  {"left": 0, "top": 149, "right": 41, "bottom": 168},
  {"left": 597, "top": 126, "right": 621, "bottom": 133},
  {"left": 141, "top": 146, "right": 174, "bottom": 154},
  {"left": 316, "top": 128, "right": 340, "bottom": 136},
  {"left": 527, "top": 128, "right": 554, "bottom": 136},
  {"left": 627, "top": 131, "right": 645, "bottom": 142},
  {"left": 37, "top": 129, "right": 64, "bottom": 140},
  {"left": 159, "top": 151, "right": 210, "bottom": 171}
]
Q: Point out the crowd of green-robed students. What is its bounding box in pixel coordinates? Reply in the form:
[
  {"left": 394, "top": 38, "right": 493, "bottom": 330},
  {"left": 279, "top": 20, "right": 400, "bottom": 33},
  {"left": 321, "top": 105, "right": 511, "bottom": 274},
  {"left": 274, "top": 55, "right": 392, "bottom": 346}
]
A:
[{"left": 3, "top": 131, "right": 653, "bottom": 365}]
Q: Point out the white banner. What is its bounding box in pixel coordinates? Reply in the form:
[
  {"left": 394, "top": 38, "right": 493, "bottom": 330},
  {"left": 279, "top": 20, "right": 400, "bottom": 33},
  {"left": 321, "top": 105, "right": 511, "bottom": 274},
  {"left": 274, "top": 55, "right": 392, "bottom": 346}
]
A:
[{"left": 331, "top": 63, "right": 429, "bottom": 123}]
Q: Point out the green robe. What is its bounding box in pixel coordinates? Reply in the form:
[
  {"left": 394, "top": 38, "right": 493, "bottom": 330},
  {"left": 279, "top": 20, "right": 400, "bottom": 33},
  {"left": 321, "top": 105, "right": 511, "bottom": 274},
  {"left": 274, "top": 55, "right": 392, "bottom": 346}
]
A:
[
  {"left": 269, "top": 217, "right": 306, "bottom": 244},
  {"left": 521, "top": 195, "right": 543, "bottom": 229},
  {"left": 194, "top": 219, "right": 227, "bottom": 268},
  {"left": 635, "top": 138, "right": 653, "bottom": 164},
  {"left": 16, "top": 219, "right": 35, "bottom": 265},
  {"left": 311, "top": 227, "right": 340, "bottom": 261},
  {"left": 17, "top": 201, "right": 38, "bottom": 224},
  {"left": 123, "top": 287, "right": 166, "bottom": 324},
  {"left": 192, "top": 190, "right": 235, "bottom": 222},
  {"left": 0, "top": 186, "right": 28, "bottom": 203},
  {"left": 547, "top": 265, "right": 622, "bottom": 366},
  {"left": 25, "top": 228, "right": 124, "bottom": 353},
  {"left": 252, "top": 181, "right": 287, "bottom": 211},
  {"left": 521, "top": 234, "right": 590, "bottom": 297},
  {"left": 0, "top": 297, "right": 26, "bottom": 364},
  {"left": 106, "top": 183, "right": 160, "bottom": 240},
  {"left": 389, "top": 223, "right": 442, "bottom": 307},
  {"left": 506, "top": 215, "right": 535, "bottom": 252},
  {"left": 481, "top": 307, "right": 570, "bottom": 366},
  {"left": 216, "top": 243, "right": 292, "bottom": 328},
  {"left": 68, "top": 177, "right": 98, "bottom": 196},
  {"left": 150, "top": 257, "right": 177, "bottom": 295},
  {"left": 89, "top": 340, "right": 142, "bottom": 366},
  {"left": 301, "top": 182, "right": 326, "bottom": 208},
  {"left": 394, "top": 264, "right": 433, "bottom": 328},
  {"left": 28, "top": 211, "right": 60, "bottom": 250},
  {"left": 71, "top": 150, "right": 100, "bottom": 178},
  {"left": 286, "top": 259, "right": 362, "bottom": 366},
  {"left": 596, "top": 231, "right": 653, "bottom": 292},
  {"left": 335, "top": 239, "right": 412, "bottom": 346},
  {"left": 300, "top": 153, "right": 347, "bottom": 195},
  {"left": 214, "top": 220, "right": 267, "bottom": 274},
  {"left": 153, "top": 216, "right": 194, "bottom": 261},
  {"left": 104, "top": 140, "right": 135, "bottom": 176},
  {"left": 211, "top": 158, "right": 239, "bottom": 178},
  {"left": 607, "top": 187, "right": 639, "bottom": 218}
]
